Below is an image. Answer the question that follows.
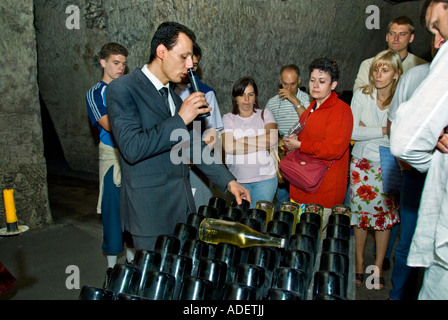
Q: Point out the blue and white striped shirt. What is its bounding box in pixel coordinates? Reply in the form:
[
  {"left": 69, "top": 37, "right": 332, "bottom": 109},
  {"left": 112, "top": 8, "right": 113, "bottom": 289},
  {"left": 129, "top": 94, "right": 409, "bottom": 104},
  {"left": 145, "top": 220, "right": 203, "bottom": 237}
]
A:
[
  {"left": 265, "top": 89, "right": 311, "bottom": 137},
  {"left": 86, "top": 81, "right": 116, "bottom": 148}
]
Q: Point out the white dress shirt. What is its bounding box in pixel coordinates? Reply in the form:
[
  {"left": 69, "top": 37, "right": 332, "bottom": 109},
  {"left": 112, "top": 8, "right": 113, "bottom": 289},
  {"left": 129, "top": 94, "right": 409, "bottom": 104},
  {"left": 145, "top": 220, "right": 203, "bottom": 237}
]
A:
[
  {"left": 391, "top": 42, "right": 448, "bottom": 272},
  {"left": 141, "top": 65, "right": 175, "bottom": 116},
  {"left": 388, "top": 63, "right": 430, "bottom": 123}
]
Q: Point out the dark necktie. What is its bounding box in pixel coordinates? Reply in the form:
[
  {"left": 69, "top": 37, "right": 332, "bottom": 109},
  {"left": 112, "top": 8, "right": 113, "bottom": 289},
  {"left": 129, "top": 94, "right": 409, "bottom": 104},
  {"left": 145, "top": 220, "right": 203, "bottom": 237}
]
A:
[{"left": 159, "top": 87, "right": 170, "bottom": 112}]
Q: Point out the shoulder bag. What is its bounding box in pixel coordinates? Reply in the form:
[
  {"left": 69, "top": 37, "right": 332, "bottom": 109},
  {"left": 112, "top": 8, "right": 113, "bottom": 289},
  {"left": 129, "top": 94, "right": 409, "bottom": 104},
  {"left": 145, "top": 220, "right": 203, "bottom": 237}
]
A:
[
  {"left": 279, "top": 148, "right": 332, "bottom": 193},
  {"left": 278, "top": 103, "right": 332, "bottom": 193}
]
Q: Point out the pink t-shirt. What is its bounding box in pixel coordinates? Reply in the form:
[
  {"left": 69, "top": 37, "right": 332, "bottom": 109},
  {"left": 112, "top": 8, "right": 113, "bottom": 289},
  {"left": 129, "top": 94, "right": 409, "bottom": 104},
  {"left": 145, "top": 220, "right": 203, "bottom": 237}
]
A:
[{"left": 222, "top": 108, "right": 277, "bottom": 183}]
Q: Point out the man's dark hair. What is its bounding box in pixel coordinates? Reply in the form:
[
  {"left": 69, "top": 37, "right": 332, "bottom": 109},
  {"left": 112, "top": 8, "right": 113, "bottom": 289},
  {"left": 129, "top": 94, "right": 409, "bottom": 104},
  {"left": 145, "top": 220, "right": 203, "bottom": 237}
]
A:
[
  {"left": 280, "top": 64, "right": 301, "bottom": 77},
  {"left": 231, "top": 77, "right": 260, "bottom": 115},
  {"left": 148, "top": 22, "right": 196, "bottom": 63},
  {"left": 308, "top": 58, "right": 340, "bottom": 83},
  {"left": 420, "top": 0, "right": 448, "bottom": 30},
  {"left": 99, "top": 42, "right": 128, "bottom": 60},
  {"left": 193, "top": 42, "right": 202, "bottom": 60}
]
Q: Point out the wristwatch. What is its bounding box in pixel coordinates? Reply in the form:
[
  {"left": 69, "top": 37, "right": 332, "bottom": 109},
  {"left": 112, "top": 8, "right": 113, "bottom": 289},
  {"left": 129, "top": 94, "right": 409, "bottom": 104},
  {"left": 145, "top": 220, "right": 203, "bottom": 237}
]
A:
[{"left": 295, "top": 101, "right": 305, "bottom": 110}]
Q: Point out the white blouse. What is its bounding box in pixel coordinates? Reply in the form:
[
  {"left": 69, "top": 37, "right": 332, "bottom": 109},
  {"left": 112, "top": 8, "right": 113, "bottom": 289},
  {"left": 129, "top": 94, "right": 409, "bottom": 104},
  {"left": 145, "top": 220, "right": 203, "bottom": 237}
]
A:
[{"left": 350, "top": 88, "right": 390, "bottom": 162}]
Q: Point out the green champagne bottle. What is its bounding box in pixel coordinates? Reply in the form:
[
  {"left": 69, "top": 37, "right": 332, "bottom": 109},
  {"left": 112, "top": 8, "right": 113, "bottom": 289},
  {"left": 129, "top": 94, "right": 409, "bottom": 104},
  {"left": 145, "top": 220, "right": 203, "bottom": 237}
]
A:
[{"left": 199, "top": 218, "right": 286, "bottom": 248}]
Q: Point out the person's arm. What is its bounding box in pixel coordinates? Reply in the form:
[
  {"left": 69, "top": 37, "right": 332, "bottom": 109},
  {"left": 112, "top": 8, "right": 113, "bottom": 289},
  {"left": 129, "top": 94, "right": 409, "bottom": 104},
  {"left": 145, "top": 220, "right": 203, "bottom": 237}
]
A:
[
  {"left": 202, "top": 91, "right": 222, "bottom": 146},
  {"left": 283, "top": 134, "right": 301, "bottom": 151},
  {"left": 222, "top": 123, "right": 277, "bottom": 155},
  {"left": 296, "top": 91, "right": 312, "bottom": 118},
  {"left": 391, "top": 48, "right": 448, "bottom": 172},
  {"left": 437, "top": 129, "right": 448, "bottom": 153},
  {"left": 350, "top": 91, "right": 385, "bottom": 141},
  {"left": 177, "top": 92, "right": 212, "bottom": 125},
  {"left": 86, "top": 85, "right": 110, "bottom": 131},
  {"left": 222, "top": 110, "right": 278, "bottom": 155},
  {"left": 107, "top": 79, "right": 187, "bottom": 165},
  {"left": 278, "top": 88, "right": 306, "bottom": 117},
  {"left": 227, "top": 180, "right": 251, "bottom": 205},
  {"left": 203, "top": 91, "right": 223, "bottom": 131},
  {"left": 222, "top": 132, "right": 258, "bottom": 155},
  {"left": 98, "top": 115, "right": 112, "bottom": 132}
]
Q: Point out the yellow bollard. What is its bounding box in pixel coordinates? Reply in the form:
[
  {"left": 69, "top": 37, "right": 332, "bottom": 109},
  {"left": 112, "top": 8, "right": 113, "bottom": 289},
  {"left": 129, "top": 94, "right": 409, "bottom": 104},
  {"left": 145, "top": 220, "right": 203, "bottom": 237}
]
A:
[
  {"left": 3, "top": 189, "right": 19, "bottom": 232},
  {"left": 1, "top": 189, "right": 28, "bottom": 236}
]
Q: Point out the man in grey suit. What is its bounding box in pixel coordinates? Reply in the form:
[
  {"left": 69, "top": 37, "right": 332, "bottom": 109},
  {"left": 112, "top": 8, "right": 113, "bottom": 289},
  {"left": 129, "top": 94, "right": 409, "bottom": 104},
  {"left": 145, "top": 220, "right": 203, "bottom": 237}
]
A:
[{"left": 107, "top": 22, "right": 250, "bottom": 250}]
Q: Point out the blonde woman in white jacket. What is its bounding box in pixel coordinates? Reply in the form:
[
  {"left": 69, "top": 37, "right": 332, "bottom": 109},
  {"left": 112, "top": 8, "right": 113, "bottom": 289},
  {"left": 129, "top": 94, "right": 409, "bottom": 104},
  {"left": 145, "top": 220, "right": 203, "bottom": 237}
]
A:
[{"left": 349, "top": 50, "right": 402, "bottom": 290}]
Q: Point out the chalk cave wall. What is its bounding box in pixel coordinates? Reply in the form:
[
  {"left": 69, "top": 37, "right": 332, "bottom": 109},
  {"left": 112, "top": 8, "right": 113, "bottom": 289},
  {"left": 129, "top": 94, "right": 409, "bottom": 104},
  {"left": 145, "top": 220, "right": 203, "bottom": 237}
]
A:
[
  {"left": 0, "top": 0, "right": 52, "bottom": 228},
  {"left": 0, "top": 0, "right": 430, "bottom": 227},
  {"left": 35, "top": 0, "right": 430, "bottom": 176}
]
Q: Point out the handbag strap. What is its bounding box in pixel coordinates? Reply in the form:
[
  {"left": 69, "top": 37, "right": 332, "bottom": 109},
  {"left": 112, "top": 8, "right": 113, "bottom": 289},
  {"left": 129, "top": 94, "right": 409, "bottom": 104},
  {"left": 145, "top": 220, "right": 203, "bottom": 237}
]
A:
[
  {"left": 300, "top": 102, "right": 318, "bottom": 126},
  {"left": 300, "top": 103, "right": 334, "bottom": 169}
]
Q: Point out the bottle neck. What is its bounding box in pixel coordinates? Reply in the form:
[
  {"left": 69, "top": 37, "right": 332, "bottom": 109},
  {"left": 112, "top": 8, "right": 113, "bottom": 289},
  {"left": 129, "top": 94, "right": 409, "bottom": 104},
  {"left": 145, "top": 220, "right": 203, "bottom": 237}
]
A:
[
  {"left": 247, "top": 232, "right": 286, "bottom": 248},
  {"left": 272, "top": 237, "right": 286, "bottom": 248}
]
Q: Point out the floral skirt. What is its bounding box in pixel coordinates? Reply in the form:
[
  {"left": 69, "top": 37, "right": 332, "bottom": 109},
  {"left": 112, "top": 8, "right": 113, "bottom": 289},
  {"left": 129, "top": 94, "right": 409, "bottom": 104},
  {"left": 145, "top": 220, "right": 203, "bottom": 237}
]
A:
[{"left": 349, "top": 157, "right": 400, "bottom": 231}]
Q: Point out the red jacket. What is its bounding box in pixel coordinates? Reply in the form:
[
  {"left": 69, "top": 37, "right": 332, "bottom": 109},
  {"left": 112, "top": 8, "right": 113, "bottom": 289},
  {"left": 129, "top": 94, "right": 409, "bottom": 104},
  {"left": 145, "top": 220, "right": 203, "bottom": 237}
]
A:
[{"left": 290, "top": 91, "right": 353, "bottom": 208}]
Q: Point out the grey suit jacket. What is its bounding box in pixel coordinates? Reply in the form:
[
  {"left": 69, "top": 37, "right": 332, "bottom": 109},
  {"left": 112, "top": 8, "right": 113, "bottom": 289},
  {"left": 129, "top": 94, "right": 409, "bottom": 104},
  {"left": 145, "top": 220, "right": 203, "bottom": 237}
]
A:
[{"left": 106, "top": 68, "right": 235, "bottom": 238}]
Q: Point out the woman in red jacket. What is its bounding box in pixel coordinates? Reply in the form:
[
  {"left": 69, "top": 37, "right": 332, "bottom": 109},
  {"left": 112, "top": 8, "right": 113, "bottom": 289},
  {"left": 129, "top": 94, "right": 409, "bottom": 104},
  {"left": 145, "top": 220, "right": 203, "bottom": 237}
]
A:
[{"left": 283, "top": 58, "right": 353, "bottom": 210}]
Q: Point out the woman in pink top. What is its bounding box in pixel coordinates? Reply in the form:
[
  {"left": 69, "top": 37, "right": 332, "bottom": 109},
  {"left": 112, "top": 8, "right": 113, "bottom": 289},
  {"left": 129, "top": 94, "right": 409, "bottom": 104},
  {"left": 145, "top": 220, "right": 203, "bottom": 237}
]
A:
[{"left": 222, "top": 77, "right": 279, "bottom": 208}]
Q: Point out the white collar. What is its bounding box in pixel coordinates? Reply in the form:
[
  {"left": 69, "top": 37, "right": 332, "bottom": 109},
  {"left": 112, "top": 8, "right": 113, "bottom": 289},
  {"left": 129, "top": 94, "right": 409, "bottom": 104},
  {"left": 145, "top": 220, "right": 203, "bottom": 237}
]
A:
[{"left": 141, "top": 64, "right": 169, "bottom": 91}]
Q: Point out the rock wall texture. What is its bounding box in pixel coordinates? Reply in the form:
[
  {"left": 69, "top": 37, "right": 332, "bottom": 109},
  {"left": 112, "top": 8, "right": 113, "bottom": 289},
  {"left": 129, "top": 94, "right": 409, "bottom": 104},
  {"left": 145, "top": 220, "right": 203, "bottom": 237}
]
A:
[
  {"left": 0, "top": 0, "right": 430, "bottom": 227},
  {"left": 34, "top": 0, "right": 431, "bottom": 175},
  {"left": 0, "top": 0, "right": 52, "bottom": 228}
]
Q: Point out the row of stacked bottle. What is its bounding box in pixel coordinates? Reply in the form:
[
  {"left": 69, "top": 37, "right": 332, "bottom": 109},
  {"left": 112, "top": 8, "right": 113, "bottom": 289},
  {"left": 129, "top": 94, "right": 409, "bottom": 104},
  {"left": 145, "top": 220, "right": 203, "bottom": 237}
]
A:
[{"left": 79, "top": 197, "right": 351, "bottom": 300}]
